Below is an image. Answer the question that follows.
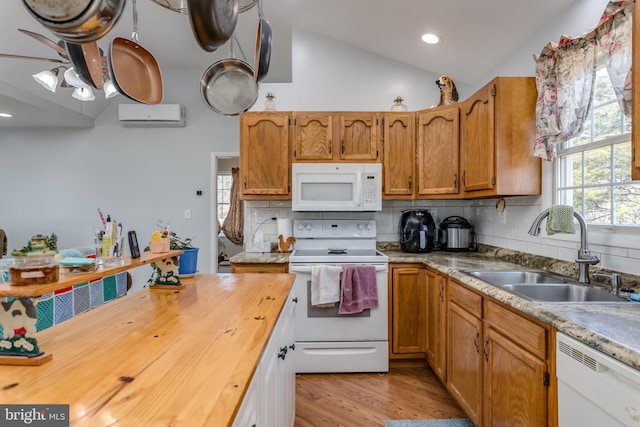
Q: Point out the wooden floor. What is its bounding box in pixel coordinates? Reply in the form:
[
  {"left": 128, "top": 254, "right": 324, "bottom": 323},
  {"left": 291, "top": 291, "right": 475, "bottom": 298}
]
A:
[{"left": 295, "top": 366, "right": 467, "bottom": 427}]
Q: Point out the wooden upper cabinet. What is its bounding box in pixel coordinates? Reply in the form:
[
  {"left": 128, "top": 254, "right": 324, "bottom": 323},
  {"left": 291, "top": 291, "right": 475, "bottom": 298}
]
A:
[
  {"left": 240, "top": 112, "right": 291, "bottom": 200},
  {"left": 461, "top": 77, "right": 541, "bottom": 198},
  {"left": 292, "top": 112, "right": 333, "bottom": 161},
  {"left": 382, "top": 112, "right": 415, "bottom": 198},
  {"left": 416, "top": 105, "right": 460, "bottom": 198},
  {"left": 339, "top": 112, "right": 380, "bottom": 161},
  {"left": 291, "top": 112, "right": 381, "bottom": 162},
  {"left": 633, "top": 2, "right": 640, "bottom": 180}
]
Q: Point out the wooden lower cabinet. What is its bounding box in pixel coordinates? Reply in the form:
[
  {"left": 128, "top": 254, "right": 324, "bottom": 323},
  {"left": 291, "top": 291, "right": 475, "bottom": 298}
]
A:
[
  {"left": 425, "top": 268, "right": 447, "bottom": 381},
  {"left": 231, "top": 263, "right": 289, "bottom": 273},
  {"left": 389, "top": 264, "right": 427, "bottom": 359},
  {"left": 447, "top": 279, "right": 483, "bottom": 426},
  {"left": 440, "top": 279, "right": 554, "bottom": 427}
]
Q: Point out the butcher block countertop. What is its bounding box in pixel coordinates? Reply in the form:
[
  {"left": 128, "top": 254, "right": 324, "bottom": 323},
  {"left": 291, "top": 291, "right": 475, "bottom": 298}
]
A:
[{"left": 0, "top": 273, "right": 295, "bottom": 427}]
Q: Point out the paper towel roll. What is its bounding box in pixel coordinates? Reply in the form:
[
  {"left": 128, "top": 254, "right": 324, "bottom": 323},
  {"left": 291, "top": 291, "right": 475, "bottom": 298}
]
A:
[{"left": 277, "top": 219, "right": 293, "bottom": 240}]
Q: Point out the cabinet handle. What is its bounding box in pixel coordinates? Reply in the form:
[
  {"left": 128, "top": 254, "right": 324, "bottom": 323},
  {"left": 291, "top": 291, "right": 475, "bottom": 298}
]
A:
[
  {"left": 243, "top": 176, "right": 247, "bottom": 189},
  {"left": 461, "top": 171, "right": 466, "bottom": 186},
  {"left": 453, "top": 173, "right": 457, "bottom": 189},
  {"left": 289, "top": 343, "right": 296, "bottom": 351},
  {"left": 439, "top": 284, "right": 445, "bottom": 303},
  {"left": 408, "top": 176, "right": 412, "bottom": 190},
  {"left": 341, "top": 140, "right": 345, "bottom": 155},
  {"left": 474, "top": 331, "right": 480, "bottom": 353},
  {"left": 483, "top": 337, "right": 489, "bottom": 362},
  {"left": 329, "top": 140, "right": 332, "bottom": 154},
  {"left": 278, "top": 346, "right": 288, "bottom": 360},
  {"left": 292, "top": 297, "right": 298, "bottom": 303}
]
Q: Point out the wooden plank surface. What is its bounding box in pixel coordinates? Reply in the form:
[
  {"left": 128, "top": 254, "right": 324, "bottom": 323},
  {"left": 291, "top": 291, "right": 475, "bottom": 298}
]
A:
[
  {"left": 0, "top": 273, "right": 294, "bottom": 427},
  {"left": 0, "top": 250, "right": 184, "bottom": 297}
]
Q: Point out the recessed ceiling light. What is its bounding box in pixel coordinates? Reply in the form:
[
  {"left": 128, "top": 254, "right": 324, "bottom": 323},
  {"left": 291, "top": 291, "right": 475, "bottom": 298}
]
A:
[
  {"left": 0, "top": 113, "right": 12, "bottom": 118},
  {"left": 421, "top": 33, "right": 440, "bottom": 44}
]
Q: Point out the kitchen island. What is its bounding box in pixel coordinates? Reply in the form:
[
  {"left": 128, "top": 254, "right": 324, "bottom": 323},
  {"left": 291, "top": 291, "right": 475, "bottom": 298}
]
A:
[{"left": 0, "top": 273, "right": 295, "bottom": 426}]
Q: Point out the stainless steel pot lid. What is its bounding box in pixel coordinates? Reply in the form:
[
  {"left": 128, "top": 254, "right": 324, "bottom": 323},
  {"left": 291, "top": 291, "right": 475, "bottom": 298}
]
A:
[
  {"left": 151, "top": 0, "right": 188, "bottom": 14},
  {"left": 440, "top": 216, "right": 472, "bottom": 228},
  {"left": 200, "top": 58, "right": 258, "bottom": 115}
]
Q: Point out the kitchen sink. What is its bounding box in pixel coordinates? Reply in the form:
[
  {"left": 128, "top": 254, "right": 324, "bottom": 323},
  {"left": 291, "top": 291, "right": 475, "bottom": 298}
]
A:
[
  {"left": 462, "top": 269, "right": 631, "bottom": 303},
  {"left": 464, "top": 269, "right": 570, "bottom": 286}
]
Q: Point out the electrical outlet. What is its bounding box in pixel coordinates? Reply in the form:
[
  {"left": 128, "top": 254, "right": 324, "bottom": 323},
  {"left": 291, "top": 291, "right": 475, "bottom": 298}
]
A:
[{"left": 184, "top": 209, "right": 192, "bottom": 220}]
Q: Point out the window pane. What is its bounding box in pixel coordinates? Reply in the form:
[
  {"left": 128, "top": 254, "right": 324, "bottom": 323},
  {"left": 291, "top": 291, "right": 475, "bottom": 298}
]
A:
[
  {"left": 584, "top": 187, "right": 611, "bottom": 224},
  {"left": 613, "top": 141, "right": 631, "bottom": 182},
  {"left": 593, "top": 102, "right": 623, "bottom": 140},
  {"left": 614, "top": 184, "right": 640, "bottom": 225},
  {"left": 572, "top": 189, "right": 584, "bottom": 215},
  {"left": 584, "top": 146, "right": 611, "bottom": 185},
  {"left": 573, "top": 117, "right": 592, "bottom": 147},
  {"left": 593, "top": 69, "right": 616, "bottom": 103}
]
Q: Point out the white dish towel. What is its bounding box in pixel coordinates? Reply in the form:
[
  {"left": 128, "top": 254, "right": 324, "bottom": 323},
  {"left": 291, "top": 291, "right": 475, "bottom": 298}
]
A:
[{"left": 311, "top": 265, "right": 342, "bottom": 307}]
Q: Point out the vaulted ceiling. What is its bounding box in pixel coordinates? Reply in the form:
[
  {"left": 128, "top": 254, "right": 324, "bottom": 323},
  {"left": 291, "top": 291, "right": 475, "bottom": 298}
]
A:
[{"left": 0, "top": 0, "right": 579, "bottom": 128}]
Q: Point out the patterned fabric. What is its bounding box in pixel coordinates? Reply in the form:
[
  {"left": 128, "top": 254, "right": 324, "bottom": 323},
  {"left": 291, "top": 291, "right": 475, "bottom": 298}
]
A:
[
  {"left": 546, "top": 205, "right": 577, "bottom": 235},
  {"left": 532, "top": 0, "right": 632, "bottom": 160}
]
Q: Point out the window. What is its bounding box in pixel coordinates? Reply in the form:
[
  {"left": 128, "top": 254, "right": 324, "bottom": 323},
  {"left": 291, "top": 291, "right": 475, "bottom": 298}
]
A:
[
  {"left": 217, "top": 173, "right": 233, "bottom": 228},
  {"left": 556, "top": 68, "right": 640, "bottom": 226}
]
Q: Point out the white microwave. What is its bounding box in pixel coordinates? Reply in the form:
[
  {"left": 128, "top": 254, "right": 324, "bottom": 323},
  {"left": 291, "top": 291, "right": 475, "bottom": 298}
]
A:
[{"left": 292, "top": 163, "right": 382, "bottom": 211}]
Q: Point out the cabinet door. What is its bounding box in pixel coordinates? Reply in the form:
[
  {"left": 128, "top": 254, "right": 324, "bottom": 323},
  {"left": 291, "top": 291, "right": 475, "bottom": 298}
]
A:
[
  {"left": 382, "top": 112, "right": 415, "bottom": 198},
  {"left": 461, "top": 82, "right": 495, "bottom": 193},
  {"left": 338, "top": 112, "right": 380, "bottom": 161},
  {"left": 292, "top": 112, "right": 333, "bottom": 161},
  {"left": 240, "top": 113, "right": 290, "bottom": 198},
  {"left": 416, "top": 105, "right": 460, "bottom": 197},
  {"left": 447, "top": 301, "right": 483, "bottom": 426},
  {"left": 484, "top": 326, "right": 548, "bottom": 427},
  {"left": 425, "top": 269, "right": 447, "bottom": 382},
  {"left": 391, "top": 266, "right": 426, "bottom": 355}
]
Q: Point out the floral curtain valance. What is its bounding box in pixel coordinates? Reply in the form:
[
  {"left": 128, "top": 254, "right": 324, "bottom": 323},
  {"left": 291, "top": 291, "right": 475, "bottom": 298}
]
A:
[{"left": 533, "top": 0, "right": 633, "bottom": 160}]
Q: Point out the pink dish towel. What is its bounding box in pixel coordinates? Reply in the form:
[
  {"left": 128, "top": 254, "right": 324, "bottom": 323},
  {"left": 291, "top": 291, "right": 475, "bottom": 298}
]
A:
[{"left": 339, "top": 265, "right": 378, "bottom": 315}]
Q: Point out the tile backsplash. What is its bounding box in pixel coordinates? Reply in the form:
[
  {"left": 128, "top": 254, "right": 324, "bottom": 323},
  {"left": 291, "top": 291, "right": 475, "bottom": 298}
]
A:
[{"left": 244, "top": 195, "right": 640, "bottom": 276}]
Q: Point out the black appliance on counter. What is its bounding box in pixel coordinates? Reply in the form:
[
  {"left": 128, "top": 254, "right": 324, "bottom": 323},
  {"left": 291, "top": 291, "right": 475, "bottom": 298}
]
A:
[
  {"left": 398, "top": 209, "right": 436, "bottom": 253},
  {"left": 438, "top": 216, "right": 477, "bottom": 252}
]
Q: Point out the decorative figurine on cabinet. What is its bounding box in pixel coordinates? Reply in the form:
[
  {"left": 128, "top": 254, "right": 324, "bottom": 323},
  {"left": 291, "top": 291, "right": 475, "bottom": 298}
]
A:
[{"left": 436, "top": 74, "right": 459, "bottom": 106}]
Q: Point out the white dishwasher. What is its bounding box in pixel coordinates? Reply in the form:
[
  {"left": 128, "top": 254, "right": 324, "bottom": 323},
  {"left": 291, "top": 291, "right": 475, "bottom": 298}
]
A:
[{"left": 557, "top": 332, "right": 640, "bottom": 426}]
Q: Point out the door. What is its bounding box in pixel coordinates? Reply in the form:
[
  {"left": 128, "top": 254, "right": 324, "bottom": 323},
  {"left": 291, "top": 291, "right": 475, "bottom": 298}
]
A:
[
  {"left": 447, "top": 301, "right": 483, "bottom": 426},
  {"left": 292, "top": 112, "right": 334, "bottom": 161},
  {"left": 240, "top": 113, "right": 290, "bottom": 198},
  {"left": 461, "top": 82, "right": 495, "bottom": 193},
  {"left": 425, "top": 269, "right": 446, "bottom": 381},
  {"left": 416, "top": 105, "right": 460, "bottom": 197},
  {"left": 339, "top": 112, "right": 380, "bottom": 161},
  {"left": 484, "top": 326, "right": 548, "bottom": 427},
  {"left": 382, "top": 112, "right": 415, "bottom": 198},
  {"left": 391, "top": 266, "right": 426, "bottom": 354}
]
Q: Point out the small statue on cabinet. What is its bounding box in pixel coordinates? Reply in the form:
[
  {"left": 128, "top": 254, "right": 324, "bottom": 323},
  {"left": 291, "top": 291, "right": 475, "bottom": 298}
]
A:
[{"left": 436, "top": 74, "right": 459, "bottom": 106}]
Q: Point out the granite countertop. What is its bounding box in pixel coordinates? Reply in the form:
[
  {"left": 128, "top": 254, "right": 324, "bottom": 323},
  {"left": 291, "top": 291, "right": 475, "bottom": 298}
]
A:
[
  {"left": 230, "top": 248, "right": 640, "bottom": 371},
  {"left": 230, "top": 252, "right": 291, "bottom": 264},
  {"left": 384, "top": 250, "right": 640, "bottom": 371}
]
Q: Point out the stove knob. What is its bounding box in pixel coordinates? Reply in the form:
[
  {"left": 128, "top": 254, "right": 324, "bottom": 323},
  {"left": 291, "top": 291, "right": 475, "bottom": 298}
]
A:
[
  {"left": 365, "top": 223, "right": 371, "bottom": 231},
  {"left": 297, "top": 223, "right": 305, "bottom": 231},
  {"left": 305, "top": 224, "right": 313, "bottom": 231},
  {"left": 357, "top": 223, "right": 364, "bottom": 230}
]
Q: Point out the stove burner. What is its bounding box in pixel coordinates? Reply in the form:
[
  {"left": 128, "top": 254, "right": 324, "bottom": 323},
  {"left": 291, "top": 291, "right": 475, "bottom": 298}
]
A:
[{"left": 328, "top": 248, "right": 347, "bottom": 255}]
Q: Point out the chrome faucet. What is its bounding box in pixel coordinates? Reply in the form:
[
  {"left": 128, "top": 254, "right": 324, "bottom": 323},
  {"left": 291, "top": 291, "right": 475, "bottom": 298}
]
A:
[{"left": 528, "top": 209, "right": 600, "bottom": 284}]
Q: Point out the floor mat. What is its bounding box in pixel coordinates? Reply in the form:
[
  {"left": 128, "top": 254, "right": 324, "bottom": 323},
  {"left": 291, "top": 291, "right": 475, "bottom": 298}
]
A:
[{"left": 385, "top": 419, "right": 474, "bottom": 427}]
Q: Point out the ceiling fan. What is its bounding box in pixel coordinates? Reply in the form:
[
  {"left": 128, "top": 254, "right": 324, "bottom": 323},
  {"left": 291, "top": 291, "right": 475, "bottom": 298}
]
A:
[{"left": 0, "top": 29, "right": 116, "bottom": 99}]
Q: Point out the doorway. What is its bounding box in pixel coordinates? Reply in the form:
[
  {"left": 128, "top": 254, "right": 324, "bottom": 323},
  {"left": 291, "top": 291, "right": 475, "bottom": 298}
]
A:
[{"left": 211, "top": 152, "right": 241, "bottom": 273}]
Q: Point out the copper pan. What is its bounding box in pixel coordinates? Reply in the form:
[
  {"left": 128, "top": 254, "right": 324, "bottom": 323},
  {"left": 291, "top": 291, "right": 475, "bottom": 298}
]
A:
[
  {"left": 108, "top": 0, "right": 163, "bottom": 104},
  {"left": 65, "top": 41, "right": 103, "bottom": 89}
]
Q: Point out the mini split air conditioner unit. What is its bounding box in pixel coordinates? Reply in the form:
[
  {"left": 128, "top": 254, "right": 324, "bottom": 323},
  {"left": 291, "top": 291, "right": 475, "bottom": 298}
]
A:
[{"left": 118, "top": 104, "right": 186, "bottom": 127}]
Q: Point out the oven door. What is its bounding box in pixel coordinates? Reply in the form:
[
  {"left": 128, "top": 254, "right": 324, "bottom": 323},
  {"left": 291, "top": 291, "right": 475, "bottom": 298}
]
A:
[{"left": 288, "top": 262, "right": 388, "bottom": 342}]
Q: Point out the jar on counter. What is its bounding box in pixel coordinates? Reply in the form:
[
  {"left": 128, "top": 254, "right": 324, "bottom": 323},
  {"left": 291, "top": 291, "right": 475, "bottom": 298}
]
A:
[{"left": 9, "top": 252, "right": 59, "bottom": 285}]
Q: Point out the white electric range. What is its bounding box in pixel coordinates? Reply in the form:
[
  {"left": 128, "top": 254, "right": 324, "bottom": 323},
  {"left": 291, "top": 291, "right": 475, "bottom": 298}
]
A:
[{"left": 288, "top": 219, "right": 389, "bottom": 373}]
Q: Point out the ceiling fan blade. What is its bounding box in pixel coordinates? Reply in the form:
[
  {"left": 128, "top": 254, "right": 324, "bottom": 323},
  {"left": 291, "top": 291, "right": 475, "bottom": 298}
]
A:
[
  {"left": 0, "top": 53, "right": 68, "bottom": 64},
  {"left": 18, "top": 28, "right": 68, "bottom": 57}
]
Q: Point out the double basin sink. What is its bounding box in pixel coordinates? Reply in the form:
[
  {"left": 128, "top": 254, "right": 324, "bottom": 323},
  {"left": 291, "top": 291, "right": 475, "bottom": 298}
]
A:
[{"left": 463, "top": 270, "right": 630, "bottom": 303}]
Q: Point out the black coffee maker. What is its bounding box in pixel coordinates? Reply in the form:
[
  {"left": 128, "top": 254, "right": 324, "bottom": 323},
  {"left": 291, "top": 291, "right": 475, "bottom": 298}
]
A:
[{"left": 398, "top": 209, "right": 436, "bottom": 253}]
